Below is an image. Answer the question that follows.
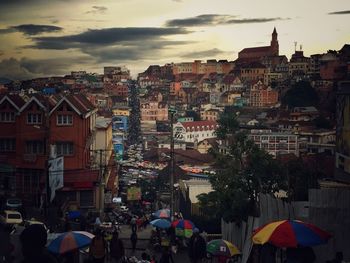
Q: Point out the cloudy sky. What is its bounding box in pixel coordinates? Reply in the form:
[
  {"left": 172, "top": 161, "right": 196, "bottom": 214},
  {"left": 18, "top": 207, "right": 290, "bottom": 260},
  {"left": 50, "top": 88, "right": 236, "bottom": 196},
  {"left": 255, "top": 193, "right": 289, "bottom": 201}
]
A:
[{"left": 0, "top": 0, "right": 349, "bottom": 80}]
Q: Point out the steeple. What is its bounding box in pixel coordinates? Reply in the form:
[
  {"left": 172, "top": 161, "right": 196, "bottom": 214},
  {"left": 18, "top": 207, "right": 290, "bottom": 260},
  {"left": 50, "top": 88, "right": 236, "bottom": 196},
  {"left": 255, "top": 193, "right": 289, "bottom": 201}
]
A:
[{"left": 271, "top": 27, "right": 279, "bottom": 56}]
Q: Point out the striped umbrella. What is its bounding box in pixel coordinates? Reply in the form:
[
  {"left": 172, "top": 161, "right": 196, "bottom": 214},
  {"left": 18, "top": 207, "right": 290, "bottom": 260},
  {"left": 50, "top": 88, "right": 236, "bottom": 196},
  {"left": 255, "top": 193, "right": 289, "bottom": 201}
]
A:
[
  {"left": 207, "top": 239, "right": 240, "bottom": 257},
  {"left": 154, "top": 209, "right": 170, "bottom": 219},
  {"left": 171, "top": 219, "right": 195, "bottom": 238},
  {"left": 48, "top": 231, "right": 93, "bottom": 254},
  {"left": 252, "top": 220, "right": 331, "bottom": 248}
]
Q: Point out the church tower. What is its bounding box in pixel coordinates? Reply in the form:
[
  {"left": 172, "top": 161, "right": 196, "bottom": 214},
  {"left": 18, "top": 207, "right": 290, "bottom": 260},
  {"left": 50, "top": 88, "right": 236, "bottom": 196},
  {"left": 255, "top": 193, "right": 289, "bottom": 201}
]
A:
[{"left": 270, "top": 27, "right": 279, "bottom": 56}]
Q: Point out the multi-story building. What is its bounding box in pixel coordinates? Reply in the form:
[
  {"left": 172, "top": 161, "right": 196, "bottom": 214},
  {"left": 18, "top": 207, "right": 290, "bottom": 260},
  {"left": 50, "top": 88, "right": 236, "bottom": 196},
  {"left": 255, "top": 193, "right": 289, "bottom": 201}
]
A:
[
  {"left": 173, "top": 120, "right": 218, "bottom": 143},
  {"left": 249, "top": 80, "right": 279, "bottom": 108},
  {"left": 249, "top": 131, "right": 299, "bottom": 157},
  {"left": 240, "top": 62, "right": 268, "bottom": 83},
  {"left": 289, "top": 50, "right": 310, "bottom": 77},
  {"left": 0, "top": 93, "right": 103, "bottom": 209},
  {"left": 172, "top": 60, "right": 234, "bottom": 75},
  {"left": 140, "top": 101, "right": 168, "bottom": 122}
]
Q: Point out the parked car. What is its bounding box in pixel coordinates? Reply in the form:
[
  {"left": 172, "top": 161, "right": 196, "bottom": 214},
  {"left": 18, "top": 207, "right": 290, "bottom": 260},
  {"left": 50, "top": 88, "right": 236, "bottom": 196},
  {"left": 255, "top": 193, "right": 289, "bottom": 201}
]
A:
[
  {"left": 5, "top": 198, "right": 22, "bottom": 210},
  {"left": 1, "top": 210, "right": 23, "bottom": 225},
  {"left": 120, "top": 205, "right": 129, "bottom": 212}
]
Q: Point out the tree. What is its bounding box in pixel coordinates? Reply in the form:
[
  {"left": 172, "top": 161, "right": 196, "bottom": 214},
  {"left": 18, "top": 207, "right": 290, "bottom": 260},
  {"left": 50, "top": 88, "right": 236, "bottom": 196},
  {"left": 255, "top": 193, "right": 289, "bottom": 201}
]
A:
[
  {"left": 199, "top": 113, "right": 287, "bottom": 223},
  {"left": 282, "top": 81, "right": 319, "bottom": 108},
  {"left": 127, "top": 82, "right": 141, "bottom": 145}
]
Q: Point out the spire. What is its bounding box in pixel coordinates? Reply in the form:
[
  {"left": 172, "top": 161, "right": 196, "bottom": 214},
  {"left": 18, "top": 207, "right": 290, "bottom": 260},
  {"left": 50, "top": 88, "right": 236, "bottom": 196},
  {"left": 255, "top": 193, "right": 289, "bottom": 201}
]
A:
[{"left": 273, "top": 27, "right": 277, "bottom": 35}]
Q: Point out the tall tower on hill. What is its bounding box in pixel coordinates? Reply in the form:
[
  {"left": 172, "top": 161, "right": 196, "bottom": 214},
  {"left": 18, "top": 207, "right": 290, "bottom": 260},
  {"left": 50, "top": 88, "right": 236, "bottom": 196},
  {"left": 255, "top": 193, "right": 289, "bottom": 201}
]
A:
[{"left": 271, "top": 27, "right": 279, "bottom": 56}]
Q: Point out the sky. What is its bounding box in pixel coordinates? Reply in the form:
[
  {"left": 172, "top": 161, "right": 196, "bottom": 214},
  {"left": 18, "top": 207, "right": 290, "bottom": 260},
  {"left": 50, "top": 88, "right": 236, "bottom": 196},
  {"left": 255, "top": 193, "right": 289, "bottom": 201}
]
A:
[{"left": 0, "top": 0, "right": 349, "bottom": 80}]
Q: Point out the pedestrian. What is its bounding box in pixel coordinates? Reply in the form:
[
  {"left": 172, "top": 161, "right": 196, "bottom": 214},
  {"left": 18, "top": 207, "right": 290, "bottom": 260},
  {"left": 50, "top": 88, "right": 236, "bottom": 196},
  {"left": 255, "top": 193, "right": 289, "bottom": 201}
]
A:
[
  {"left": 150, "top": 255, "right": 157, "bottom": 263},
  {"left": 159, "top": 247, "right": 174, "bottom": 263},
  {"left": 331, "top": 252, "right": 344, "bottom": 263},
  {"left": 188, "top": 228, "right": 206, "bottom": 263},
  {"left": 20, "top": 224, "right": 58, "bottom": 263},
  {"left": 138, "top": 252, "right": 150, "bottom": 263},
  {"left": 89, "top": 230, "right": 107, "bottom": 263},
  {"left": 130, "top": 231, "right": 138, "bottom": 252},
  {"left": 131, "top": 216, "right": 137, "bottom": 233},
  {"left": 110, "top": 232, "right": 125, "bottom": 263}
]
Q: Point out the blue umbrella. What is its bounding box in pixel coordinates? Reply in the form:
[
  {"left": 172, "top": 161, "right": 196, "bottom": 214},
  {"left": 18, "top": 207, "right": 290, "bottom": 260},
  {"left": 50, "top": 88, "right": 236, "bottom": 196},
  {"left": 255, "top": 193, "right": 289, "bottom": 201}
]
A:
[
  {"left": 47, "top": 231, "right": 92, "bottom": 254},
  {"left": 150, "top": 219, "right": 171, "bottom": 229}
]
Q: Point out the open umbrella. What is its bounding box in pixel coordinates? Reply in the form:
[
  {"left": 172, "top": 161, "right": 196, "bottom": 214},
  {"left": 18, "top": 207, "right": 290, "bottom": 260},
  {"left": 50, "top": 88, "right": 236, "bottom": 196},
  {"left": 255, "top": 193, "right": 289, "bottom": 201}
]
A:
[
  {"left": 171, "top": 219, "right": 195, "bottom": 238},
  {"left": 154, "top": 209, "right": 170, "bottom": 219},
  {"left": 48, "top": 231, "right": 93, "bottom": 254},
  {"left": 150, "top": 219, "right": 171, "bottom": 229},
  {"left": 207, "top": 239, "right": 240, "bottom": 257},
  {"left": 252, "top": 220, "right": 331, "bottom": 248}
]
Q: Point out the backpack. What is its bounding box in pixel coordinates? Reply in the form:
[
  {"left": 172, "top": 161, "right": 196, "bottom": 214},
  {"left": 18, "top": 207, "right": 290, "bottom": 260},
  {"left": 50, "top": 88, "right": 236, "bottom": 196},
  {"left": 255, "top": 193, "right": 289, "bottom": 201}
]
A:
[{"left": 90, "top": 237, "right": 106, "bottom": 258}]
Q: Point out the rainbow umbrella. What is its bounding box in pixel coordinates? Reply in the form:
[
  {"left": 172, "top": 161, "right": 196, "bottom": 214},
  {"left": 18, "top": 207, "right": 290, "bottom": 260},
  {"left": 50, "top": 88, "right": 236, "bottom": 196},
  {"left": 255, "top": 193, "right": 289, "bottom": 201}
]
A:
[
  {"left": 48, "top": 231, "right": 93, "bottom": 254},
  {"left": 154, "top": 209, "right": 170, "bottom": 219},
  {"left": 252, "top": 220, "right": 331, "bottom": 248},
  {"left": 207, "top": 239, "right": 240, "bottom": 257},
  {"left": 171, "top": 219, "right": 195, "bottom": 238}
]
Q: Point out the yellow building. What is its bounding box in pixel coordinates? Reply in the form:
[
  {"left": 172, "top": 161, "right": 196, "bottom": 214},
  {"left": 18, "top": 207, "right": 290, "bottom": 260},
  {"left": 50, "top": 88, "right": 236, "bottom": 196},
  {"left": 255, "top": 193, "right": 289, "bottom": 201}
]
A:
[{"left": 112, "top": 107, "right": 130, "bottom": 116}]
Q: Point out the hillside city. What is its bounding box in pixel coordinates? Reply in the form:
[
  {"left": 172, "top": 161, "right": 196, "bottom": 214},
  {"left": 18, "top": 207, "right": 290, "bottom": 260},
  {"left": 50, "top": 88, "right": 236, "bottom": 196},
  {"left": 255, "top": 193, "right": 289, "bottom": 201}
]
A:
[{"left": 0, "top": 28, "right": 350, "bottom": 263}]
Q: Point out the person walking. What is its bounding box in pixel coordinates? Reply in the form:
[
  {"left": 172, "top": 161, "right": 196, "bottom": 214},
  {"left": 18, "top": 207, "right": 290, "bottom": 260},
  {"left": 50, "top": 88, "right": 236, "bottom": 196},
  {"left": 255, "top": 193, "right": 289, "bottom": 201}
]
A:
[
  {"left": 131, "top": 216, "right": 137, "bottom": 233},
  {"left": 188, "top": 228, "right": 206, "bottom": 263},
  {"left": 110, "top": 232, "right": 125, "bottom": 263},
  {"left": 20, "top": 224, "right": 58, "bottom": 263},
  {"left": 89, "top": 230, "right": 107, "bottom": 263},
  {"left": 130, "top": 232, "right": 138, "bottom": 252},
  {"left": 159, "top": 247, "right": 174, "bottom": 263}
]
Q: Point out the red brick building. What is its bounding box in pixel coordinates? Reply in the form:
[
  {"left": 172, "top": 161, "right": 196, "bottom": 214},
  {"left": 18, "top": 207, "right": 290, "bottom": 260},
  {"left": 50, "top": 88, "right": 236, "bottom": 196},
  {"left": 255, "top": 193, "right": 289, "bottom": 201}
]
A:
[
  {"left": 0, "top": 93, "right": 102, "bottom": 208},
  {"left": 249, "top": 80, "right": 279, "bottom": 108}
]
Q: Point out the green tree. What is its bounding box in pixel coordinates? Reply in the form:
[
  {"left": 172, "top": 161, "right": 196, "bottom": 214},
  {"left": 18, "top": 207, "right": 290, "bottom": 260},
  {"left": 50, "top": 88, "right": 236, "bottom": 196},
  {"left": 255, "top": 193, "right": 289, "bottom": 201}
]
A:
[
  {"left": 199, "top": 113, "right": 287, "bottom": 223},
  {"left": 282, "top": 81, "right": 319, "bottom": 108},
  {"left": 127, "top": 82, "right": 141, "bottom": 145}
]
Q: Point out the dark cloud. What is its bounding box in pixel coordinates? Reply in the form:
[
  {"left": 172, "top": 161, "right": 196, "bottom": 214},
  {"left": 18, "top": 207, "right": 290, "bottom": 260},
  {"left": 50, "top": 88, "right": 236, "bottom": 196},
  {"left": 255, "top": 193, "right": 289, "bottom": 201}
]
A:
[
  {"left": 166, "top": 14, "right": 287, "bottom": 27},
  {"left": 0, "top": 56, "right": 93, "bottom": 80},
  {"left": 180, "top": 48, "right": 229, "bottom": 59},
  {"left": 86, "top": 6, "right": 108, "bottom": 14},
  {"left": 0, "top": 24, "right": 63, "bottom": 35},
  {"left": 31, "top": 27, "right": 191, "bottom": 49},
  {"left": 328, "top": 10, "right": 350, "bottom": 15}
]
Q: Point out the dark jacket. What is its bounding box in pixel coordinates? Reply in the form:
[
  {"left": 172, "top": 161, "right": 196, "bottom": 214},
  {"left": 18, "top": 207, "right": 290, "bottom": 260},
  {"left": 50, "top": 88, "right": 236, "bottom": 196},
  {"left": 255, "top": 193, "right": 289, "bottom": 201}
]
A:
[{"left": 188, "top": 234, "right": 206, "bottom": 260}]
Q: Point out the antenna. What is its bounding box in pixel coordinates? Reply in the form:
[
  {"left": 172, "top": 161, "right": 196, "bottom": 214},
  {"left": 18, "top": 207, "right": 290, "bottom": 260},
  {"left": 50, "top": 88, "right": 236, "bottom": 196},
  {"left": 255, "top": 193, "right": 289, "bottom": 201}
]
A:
[
  {"left": 294, "top": 41, "right": 297, "bottom": 52},
  {"left": 300, "top": 44, "right": 302, "bottom": 51}
]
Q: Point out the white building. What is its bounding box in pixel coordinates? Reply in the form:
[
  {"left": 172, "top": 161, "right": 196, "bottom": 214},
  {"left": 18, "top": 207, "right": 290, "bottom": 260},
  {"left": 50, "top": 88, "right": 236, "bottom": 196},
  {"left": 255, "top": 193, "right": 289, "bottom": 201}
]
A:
[
  {"left": 249, "top": 131, "right": 299, "bottom": 157},
  {"left": 173, "top": 120, "right": 218, "bottom": 143}
]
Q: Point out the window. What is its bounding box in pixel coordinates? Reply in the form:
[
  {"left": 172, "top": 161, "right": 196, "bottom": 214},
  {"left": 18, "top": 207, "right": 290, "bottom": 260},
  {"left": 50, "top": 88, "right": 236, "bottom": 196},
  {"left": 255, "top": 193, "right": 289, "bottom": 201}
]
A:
[
  {"left": 56, "top": 142, "right": 74, "bottom": 156},
  {"left": 26, "top": 141, "right": 44, "bottom": 154},
  {"left": 80, "top": 190, "right": 94, "bottom": 207},
  {"left": 0, "top": 138, "right": 15, "bottom": 152},
  {"left": 57, "top": 115, "right": 73, "bottom": 125},
  {"left": 27, "top": 113, "right": 42, "bottom": 124},
  {"left": 0, "top": 112, "right": 15, "bottom": 122}
]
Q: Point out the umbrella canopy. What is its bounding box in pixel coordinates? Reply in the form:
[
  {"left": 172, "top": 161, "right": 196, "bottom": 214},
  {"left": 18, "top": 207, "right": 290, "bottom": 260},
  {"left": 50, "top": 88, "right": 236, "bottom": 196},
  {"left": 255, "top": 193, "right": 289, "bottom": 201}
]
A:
[
  {"left": 252, "top": 220, "right": 332, "bottom": 248},
  {"left": 150, "top": 219, "right": 171, "bottom": 229},
  {"left": 171, "top": 219, "right": 195, "bottom": 238},
  {"left": 154, "top": 209, "right": 170, "bottom": 219},
  {"left": 207, "top": 239, "right": 240, "bottom": 257},
  {"left": 48, "top": 231, "right": 93, "bottom": 254}
]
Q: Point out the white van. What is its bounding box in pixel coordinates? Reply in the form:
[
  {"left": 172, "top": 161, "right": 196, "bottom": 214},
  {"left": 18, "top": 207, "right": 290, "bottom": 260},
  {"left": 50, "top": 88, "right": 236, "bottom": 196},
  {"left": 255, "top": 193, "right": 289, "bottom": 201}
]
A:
[{"left": 1, "top": 210, "right": 23, "bottom": 225}]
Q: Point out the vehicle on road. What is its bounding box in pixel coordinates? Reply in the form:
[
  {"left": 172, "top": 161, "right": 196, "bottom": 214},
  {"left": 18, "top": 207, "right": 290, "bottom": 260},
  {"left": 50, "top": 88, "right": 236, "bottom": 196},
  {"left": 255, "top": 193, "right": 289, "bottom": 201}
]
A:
[
  {"left": 1, "top": 210, "right": 23, "bottom": 225},
  {"left": 5, "top": 198, "right": 22, "bottom": 210},
  {"left": 23, "top": 219, "right": 49, "bottom": 232}
]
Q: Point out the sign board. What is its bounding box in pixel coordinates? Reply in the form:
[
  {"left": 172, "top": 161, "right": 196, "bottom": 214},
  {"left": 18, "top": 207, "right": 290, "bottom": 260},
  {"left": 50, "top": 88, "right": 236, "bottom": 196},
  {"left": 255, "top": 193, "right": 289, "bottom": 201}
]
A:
[
  {"left": 127, "top": 187, "right": 141, "bottom": 201},
  {"left": 112, "top": 197, "right": 122, "bottom": 203},
  {"left": 48, "top": 156, "right": 64, "bottom": 202}
]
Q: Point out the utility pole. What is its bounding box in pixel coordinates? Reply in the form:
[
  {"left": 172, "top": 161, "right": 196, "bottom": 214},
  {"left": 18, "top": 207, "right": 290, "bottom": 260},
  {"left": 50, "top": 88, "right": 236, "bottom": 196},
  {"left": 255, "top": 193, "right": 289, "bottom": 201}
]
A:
[
  {"left": 99, "top": 149, "right": 105, "bottom": 219},
  {"left": 44, "top": 100, "right": 51, "bottom": 221},
  {"left": 169, "top": 107, "right": 176, "bottom": 220}
]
